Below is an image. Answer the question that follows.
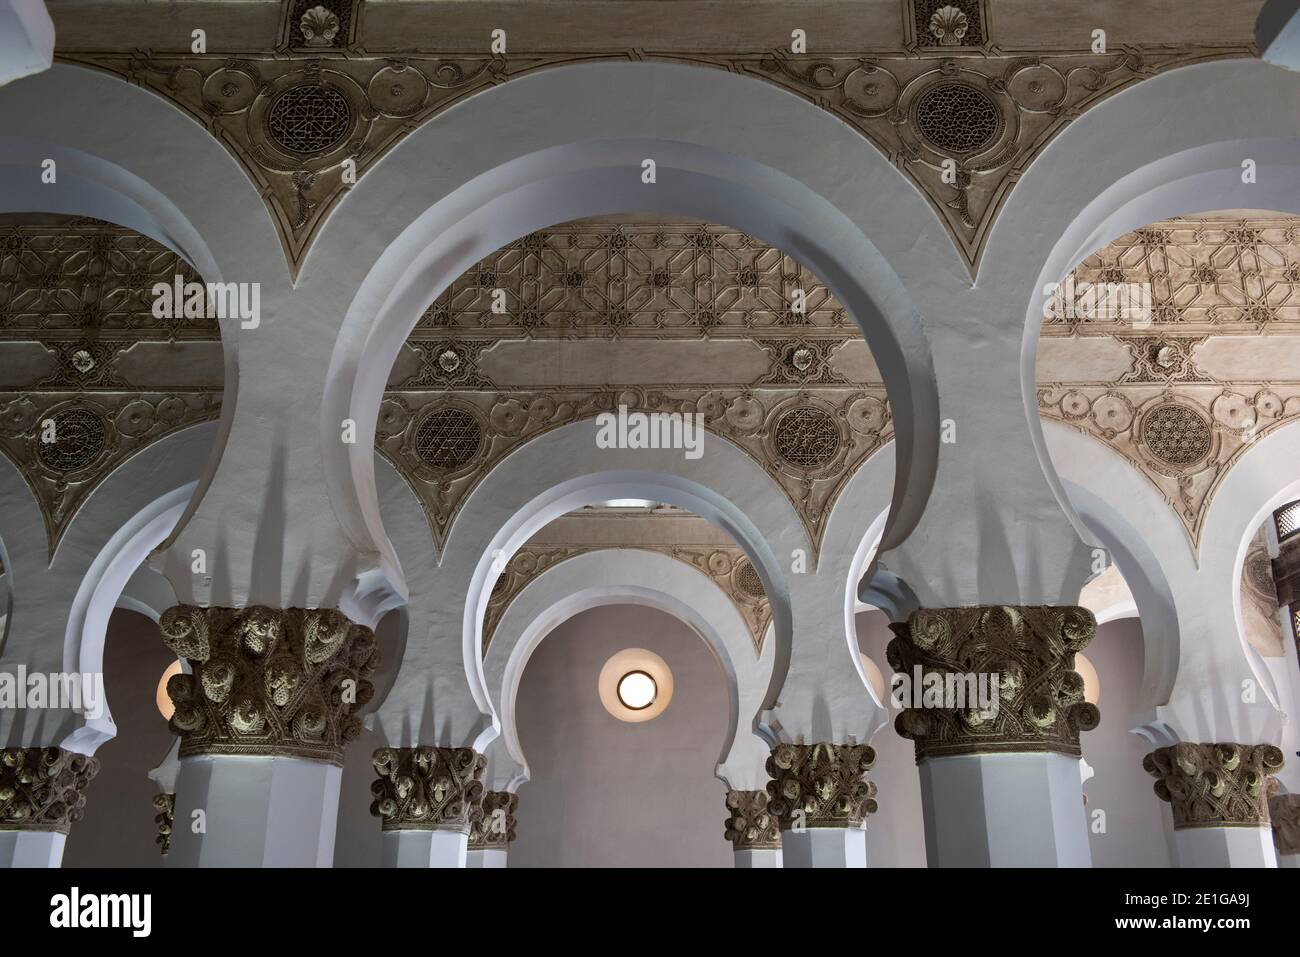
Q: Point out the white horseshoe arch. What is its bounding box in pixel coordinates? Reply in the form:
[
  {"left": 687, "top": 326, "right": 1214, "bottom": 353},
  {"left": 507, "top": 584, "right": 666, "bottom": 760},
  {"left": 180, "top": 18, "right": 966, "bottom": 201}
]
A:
[
  {"left": 485, "top": 549, "right": 774, "bottom": 793},
  {"left": 317, "top": 60, "right": 947, "bottom": 606}
]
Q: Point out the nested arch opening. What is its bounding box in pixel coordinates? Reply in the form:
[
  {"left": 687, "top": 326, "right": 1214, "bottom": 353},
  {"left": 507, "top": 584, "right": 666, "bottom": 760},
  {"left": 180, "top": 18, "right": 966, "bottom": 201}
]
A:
[{"left": 325, "top": 132, "right": 938, "bottom": 607}]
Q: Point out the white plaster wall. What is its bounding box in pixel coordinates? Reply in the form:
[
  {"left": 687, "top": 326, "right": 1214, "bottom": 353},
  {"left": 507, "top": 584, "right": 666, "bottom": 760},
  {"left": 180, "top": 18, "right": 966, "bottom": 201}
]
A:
[
  {"left": 60, "top": 609, "right": 176, "bottom": 868},
  {"left": 509, "top": 604, "right": 733, "bottom": 868}
]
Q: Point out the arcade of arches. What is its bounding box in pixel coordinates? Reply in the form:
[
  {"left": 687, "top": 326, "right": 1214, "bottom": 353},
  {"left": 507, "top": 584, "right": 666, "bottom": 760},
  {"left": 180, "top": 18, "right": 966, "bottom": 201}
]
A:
[{"left": 2, "top": 0, "right": 1300, "bottom": 869}]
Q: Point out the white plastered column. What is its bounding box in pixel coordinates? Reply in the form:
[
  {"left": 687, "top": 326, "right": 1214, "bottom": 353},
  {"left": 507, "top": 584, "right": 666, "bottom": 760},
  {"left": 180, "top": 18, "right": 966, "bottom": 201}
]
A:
[
  {"left": 380, "top": 829, "right": 467, "bottom": 869},
  {"left": 466, "top": 847, "right": 507, "bottom": 869},
  {"left": 167, "top": 755, "right": 341, "bottom": 868},
  {"left": 1172, "top": 826, "right": 1277, "bottom": 868},
  {"left": 917, "top": 754, "right": 1090, "bottom": 867},
  {"left": 0, "top": 830, "right": 63, "bottom": 867},
  {"left": 0, "top": 66, "right": 387, "bottom": 866},
  {"left": 767, "top": 449, "right": 894, "bottom": 868},
  {"left": 467, "top": 737, "right": 524, "bottom": 870}
]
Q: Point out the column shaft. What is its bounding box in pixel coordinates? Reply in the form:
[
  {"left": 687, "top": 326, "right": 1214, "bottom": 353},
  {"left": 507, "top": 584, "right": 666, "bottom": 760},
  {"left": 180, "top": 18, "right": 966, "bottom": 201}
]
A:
[
  {"left": 889, "top": 605, "right": 1100, "bottom": 867},
  {"left": 167, "top": 754, "right": 341, "bottom": 867},
  {"left": 918, "top": 752, "right": 1089, "bottom": 867},
  {"left": 1145, "top": 742, "right": 1285, "bottom": 868},
  {"left": 156, "top": 604, "right": 378, "bottom": 868},
  {"left": 781, "top": 828, "right": 866, "bottom": 868},
  {"left": 382, "top": 830, "right": 467, "bottom": 868}
]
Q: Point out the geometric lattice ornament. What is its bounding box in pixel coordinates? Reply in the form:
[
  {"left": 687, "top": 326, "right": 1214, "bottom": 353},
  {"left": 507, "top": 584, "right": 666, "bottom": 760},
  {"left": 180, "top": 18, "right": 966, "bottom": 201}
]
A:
[
  {"left": 1038, "top": 216, "right": 1300, "bottom": 553},
  {"left": 61, "top": 38, "right": 1251, "bottom": 277},
  {"left": 1276, "top": 500, "right": 1300, "bottom": 542},
  {"left": 378, "top": 385, "right": 891, "bottom": 557},
  {"left": 752, "top": 46, "right": 1251, "bottom": 271},
  {"left": 482, "top": 543, "right": 772, "bottom": 654},
  {"left": 0, "top": 392, "right": 220, "bottom": 557},
  {"left": 407, "top": 404, "right": 486, "bottom": 478},
  {"left": 1140, "top": 403, "right": 1213, "bottom": 471}
]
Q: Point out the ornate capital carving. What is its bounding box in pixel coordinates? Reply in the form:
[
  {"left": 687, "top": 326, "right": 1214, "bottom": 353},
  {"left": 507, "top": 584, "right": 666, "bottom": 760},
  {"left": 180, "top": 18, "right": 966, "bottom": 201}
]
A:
[
  {"left": 159, "top": 605, "right": 378, "bottom": 765},
  {"left": 468, "top": 790, "right": 518, "bottom": 849},
  {"left": 0, "top": 747, "right": 100, "bottom": 834},
  {"left": 887, "top": 605, "right": 1100, "bottom": 760},
  {"left": 724, "top": 789, "right": 782, "bottom": 849},
  {"left": 370, "top": 746, "right": 486, "bottom": 833},
  {"left": 1269, "top": 793, "right": 1300, "bottom": 854},
  {"left": 765, "top": 743, "right": 878, "bottom": 829},
  {"left": 1144, "top": 743, "right": 1285, "bottom": 829},
  {"left": 152, "top": 792, "right": 174, "bottom": 855}
]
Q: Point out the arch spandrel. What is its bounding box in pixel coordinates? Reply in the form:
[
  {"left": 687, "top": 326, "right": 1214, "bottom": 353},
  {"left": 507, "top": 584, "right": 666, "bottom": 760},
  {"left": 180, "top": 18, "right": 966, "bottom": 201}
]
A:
[
  {"left": 482, "top": 539, "right": 772, "bottom": 656},
  {"left": 52, "top": 0, "right": 1255, "bottom": 276},
  {"left": 0, "top": 214, "right": 223, "bottom": 559},
  {"left": 1035, "top": 210, "right": 1300, "bottom": 558}
]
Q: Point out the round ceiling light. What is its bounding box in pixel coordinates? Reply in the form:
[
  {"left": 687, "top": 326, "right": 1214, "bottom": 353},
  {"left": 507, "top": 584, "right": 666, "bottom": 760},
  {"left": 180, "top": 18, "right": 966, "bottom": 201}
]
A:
[
  {"left": 616, "top": 670, "right": 657, "bottom": 710},
  {"left": 858, "top": 653, "right": 887, "bottom": 703},
  {"left": 599, "top": 648, "right": 673, "bottom": 722},
  {"left": 156, "top": 659, "right": 183, "bottom": 720},
  {"left": 1075, "top": 651, "right": 1101, "bottom": 705}
]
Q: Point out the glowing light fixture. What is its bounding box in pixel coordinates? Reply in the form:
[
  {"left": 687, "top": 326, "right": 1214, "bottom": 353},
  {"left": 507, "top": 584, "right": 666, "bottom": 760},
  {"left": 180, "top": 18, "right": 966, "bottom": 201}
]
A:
[
  {"left": 1075, "top": 652, "right": 1101, "bottom": 705},
  {"left": 156, "top": 659, "right": 183, "bottom": 720},
  {"left": 599, "top": 648, "right": 673, "bottom": 722},
  {"left": 616, "top": 670, "right": 658, "bottom": 710},
  {"left": 858, "top": 653, "right": 887, "bottom": 702}
]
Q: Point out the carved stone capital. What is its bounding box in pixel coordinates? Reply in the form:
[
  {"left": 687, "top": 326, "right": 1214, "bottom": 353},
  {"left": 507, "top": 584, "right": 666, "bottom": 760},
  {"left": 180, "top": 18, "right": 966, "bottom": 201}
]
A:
[
  {"left": 765, "top": 743, "right": 877, "bottom": 829},
  {"left": 1269, "top": 793, "right": 1300, "bottom": 854},
  {"left": 159, "top": 604, "right": 379, "bottom": 765},
  {"left": 1144, "top": 743, "right": 1285, "bottom": 829},
  {"left": 724, "top": 789, "right": 782, "bottom": 849},
  {"left": 370, "top": 746, "right": 486, "bottom": 832},
  {"left": 152, "top": 792, "right": 174, "bottom": 855},
  {"left": 887, "top": 605, "right": 1100, "bottom": 759},
  {"left": 0, "top": 747, "right": 100, "bottom": 834},
  {"left": 468, "top": 790, "right": 518, "bottom": 849}
]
